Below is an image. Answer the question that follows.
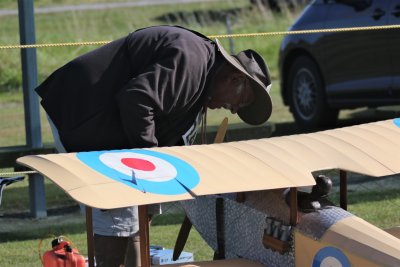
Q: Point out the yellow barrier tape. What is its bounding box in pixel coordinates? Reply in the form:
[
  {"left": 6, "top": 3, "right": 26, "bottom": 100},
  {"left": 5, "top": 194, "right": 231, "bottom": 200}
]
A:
[
  {"left": 0, "top": 40, "right": 110, "bottom": 50},
  {"left": 1, "top": 170, "right": 37, "bottom": 176},
  {"left": 1, "top": 24, "right": 400, "bottom": 50},
  {"left": 209, "top": 24, "right": 400, "bottom": 38}
]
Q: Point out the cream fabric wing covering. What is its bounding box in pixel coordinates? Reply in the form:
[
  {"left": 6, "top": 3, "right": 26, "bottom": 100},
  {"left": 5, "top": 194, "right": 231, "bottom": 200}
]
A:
[{"left": 17, "top": 118, "right": 400, "bottom": 209}]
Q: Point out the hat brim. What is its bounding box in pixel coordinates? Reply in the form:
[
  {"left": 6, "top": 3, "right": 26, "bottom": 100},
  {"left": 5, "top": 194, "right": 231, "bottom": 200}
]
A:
[{"left": 216, "top": 39, "right": 272, "bottom": 125}]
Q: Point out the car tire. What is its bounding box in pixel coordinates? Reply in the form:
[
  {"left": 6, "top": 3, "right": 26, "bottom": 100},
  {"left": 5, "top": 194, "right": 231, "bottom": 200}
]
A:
[{"left": 287, "top": 56, "right": 339, "bottom": 129}]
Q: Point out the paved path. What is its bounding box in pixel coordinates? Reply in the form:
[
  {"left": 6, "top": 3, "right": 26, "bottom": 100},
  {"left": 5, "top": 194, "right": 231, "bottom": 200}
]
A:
[{"left": 0, "top": 0, "right": 222, "bottom": 16}]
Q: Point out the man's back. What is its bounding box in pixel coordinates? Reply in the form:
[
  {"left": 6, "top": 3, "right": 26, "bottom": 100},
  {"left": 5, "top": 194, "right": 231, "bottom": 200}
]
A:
[{"left": 36, "top": 26, "right": 219, "bottom": 151}]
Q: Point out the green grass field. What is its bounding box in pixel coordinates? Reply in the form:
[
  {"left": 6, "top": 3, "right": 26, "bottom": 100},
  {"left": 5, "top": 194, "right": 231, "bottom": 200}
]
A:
[
  {"left": 0, "top": 0, "right": 169, "bottom": 9},
  {"left": 0, "top": 1, "right": 399, "bottom": 266}
]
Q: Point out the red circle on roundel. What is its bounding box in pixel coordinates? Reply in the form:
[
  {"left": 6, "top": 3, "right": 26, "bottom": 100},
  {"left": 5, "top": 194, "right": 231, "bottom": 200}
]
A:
[{"left": 121, "top": 158, "right": 156, "bottom": 171}]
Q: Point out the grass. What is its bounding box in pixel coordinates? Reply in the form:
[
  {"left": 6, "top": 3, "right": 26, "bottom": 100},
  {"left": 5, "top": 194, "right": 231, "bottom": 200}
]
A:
[
  {"left": 0, "top": 1, "right": 400, "bottom": 266},
  {"left": 309, "top": 170, "right": 400, "bottom": 231},
  {"left": 345, "top": 189, "right": 400, "bottom": 229},
  {"left": 0, "top": 0, "right": 166, "bottom": 9}
]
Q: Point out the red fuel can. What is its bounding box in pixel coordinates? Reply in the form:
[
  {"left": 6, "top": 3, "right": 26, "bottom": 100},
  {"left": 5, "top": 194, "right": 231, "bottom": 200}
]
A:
[{"left": 42, "top": 238, "right": 86, "bottom": 267}]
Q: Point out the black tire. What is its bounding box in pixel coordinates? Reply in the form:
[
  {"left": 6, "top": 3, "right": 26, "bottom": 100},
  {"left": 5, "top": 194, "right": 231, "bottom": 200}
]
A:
[{"left": 287, "top": 56, "right": 339, "bottom": 129}]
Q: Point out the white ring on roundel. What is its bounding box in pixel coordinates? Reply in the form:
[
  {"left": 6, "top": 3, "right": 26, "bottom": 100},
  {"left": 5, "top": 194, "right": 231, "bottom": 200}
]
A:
[
  {"left": 99, "top": 152, "right": 177, "bottom": 182},
  {"left": 320, "top": 257, "right": 342, "bottom": 267}
]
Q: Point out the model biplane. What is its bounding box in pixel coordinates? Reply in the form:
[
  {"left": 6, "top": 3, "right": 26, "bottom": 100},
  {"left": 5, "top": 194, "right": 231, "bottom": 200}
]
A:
[{"left": 17, "top": 118, "right": 400, "bottom": 267}]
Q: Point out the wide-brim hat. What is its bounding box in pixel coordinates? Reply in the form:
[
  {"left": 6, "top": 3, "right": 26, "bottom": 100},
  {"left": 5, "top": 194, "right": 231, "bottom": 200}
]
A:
[{"left": 215, "top": 39, "right": 272, "bottom": 125}]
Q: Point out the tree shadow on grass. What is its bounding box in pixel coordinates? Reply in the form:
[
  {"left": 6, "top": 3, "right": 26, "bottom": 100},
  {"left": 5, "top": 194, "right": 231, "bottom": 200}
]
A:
[
  {"left": 328, "top": 188, "right": 400, "bottom": 206},
  {"left": 348, "top": 189, "right": 400, "bottom": 204},
  {"left": 152, "top": 212, "right": 185, "bottom": 226},
  {"left": 1, "top": 206, "right": 186, "bottom": 243},
  {"left": 0, "top": 182, "right": 77, "bottom": 213},
  {"left": 0, "top": 219, "right": 86, "bottom": 244}
]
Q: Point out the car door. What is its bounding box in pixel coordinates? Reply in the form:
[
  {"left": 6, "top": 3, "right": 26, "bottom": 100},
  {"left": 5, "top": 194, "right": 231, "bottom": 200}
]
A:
[
  {"left": 322, "top": 0, "right": 391, "bottom": 106},
  {"left": 388, "top": 0, "right": 400, "bottom": 98}
]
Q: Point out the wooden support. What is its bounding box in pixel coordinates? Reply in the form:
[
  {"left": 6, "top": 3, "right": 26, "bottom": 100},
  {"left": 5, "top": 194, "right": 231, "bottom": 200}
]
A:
[
  {"left": 139, "top": 205, "right": 151, "bottom": 267},
  {"left": 173, "top": 215, "right": 192, "bottom": 261},
  {"left": 85, "top": 206, "right": 95, "bottom": 267},
  {"left": 28, "top": 172, "right": 46, "bottom": 218},
  {"left": 289, "top": 187, "right": 298, "bottom": 226},
  {"left": 262, "top": 235, "right": 289, "bottom": 253},
  {"left": 340, "top": 170, "right": 348, "bottom": 210},
  {"left": 214, "top": 197, "right": 225, "bottom": 260},
  {"left": 18, "top": 0, "right": 48, "bottom": 219},
  {"left": 235, "top": 192, "right": 246, "bottom": 203}
]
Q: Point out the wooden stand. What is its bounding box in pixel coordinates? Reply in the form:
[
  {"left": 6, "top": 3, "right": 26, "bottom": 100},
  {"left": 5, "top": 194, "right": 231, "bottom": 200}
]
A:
[
  {"left": 289, "top": 187, "right": 298, "bottom": 226},
  {"left": 340, "top": 170, "right": 348, "bottom": 210},
  {"left": 139, "top": 205, "right": 151, "bottom": 267},
  {"left": 85, "top": 206, "right": 95, "bottom": 267}
]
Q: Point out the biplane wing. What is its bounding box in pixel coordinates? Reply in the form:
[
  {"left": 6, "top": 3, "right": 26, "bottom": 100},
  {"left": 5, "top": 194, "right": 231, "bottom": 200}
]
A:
[{"left": 17, "top": 118, "right": 400, "bottom": 209}]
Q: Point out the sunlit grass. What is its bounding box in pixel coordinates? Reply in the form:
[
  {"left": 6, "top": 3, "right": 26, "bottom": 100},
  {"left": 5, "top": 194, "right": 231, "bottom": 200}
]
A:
[
  {"left": 329, "top": 188, "right": 400, "bottom": 229},
  {"left": 0, "top": 0, "right": 159, "bottom": 9}
]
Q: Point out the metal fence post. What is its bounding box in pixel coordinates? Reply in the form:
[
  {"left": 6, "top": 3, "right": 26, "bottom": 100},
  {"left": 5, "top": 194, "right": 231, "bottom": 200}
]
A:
[
  {"left": 18, "top": 0, "right": 47, "bottom": 218},
  {"left": 226, "top": 14, "right": 235, "bottom": 54}
]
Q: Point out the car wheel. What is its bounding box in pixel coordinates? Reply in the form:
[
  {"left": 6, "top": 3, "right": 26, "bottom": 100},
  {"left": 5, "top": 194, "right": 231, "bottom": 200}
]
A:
[{"left": 287, "top": 56, "right": 338, "bottom": 129}]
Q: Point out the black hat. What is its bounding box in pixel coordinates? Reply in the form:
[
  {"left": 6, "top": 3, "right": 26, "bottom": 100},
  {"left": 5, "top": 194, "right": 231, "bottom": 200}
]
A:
[{"left": 216, "top": 39, "right": 272, "bottom": 125}]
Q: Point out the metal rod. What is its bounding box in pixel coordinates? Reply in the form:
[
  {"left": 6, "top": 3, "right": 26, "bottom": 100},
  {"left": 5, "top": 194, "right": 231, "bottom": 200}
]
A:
[
  {"left": 18, "top": 0, "right": 46, "bottom": 219},
  {"left": 28, "top": 173, "right": 46, "bottom": 218},
  {"left": 18, "top": 0, "right": 41, "bottom": 148},
  {"left": 225, "top": 14, "right": 235, "bottom": 54},
  {"left": 85, "top": 206, "right": 95, "bottom": 267},
  {"left": 340, "top": 170, "right": 348, "bottom": 210},
  {"left": 139, "top": 205, "right": 151, "bottom": 267}
]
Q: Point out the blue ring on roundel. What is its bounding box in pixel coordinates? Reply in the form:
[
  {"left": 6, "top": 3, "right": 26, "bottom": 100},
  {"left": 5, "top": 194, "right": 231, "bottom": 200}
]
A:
[
  {"left": 77, "top": 149, "right": 200, "bottom": 195},
  {"left": 394, "top": 118, "right": 400, "bottom": 128},
  {"left": 312, "top": 246, "right": 350, "bottom": 267}
]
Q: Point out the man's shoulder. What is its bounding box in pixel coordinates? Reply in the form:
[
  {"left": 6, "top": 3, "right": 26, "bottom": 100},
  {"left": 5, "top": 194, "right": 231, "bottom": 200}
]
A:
[{"left": 131, "top": 25, "right": 211, "bottom": 43}]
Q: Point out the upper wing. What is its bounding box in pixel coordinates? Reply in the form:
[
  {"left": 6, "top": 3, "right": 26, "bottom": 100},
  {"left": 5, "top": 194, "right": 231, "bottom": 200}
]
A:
[{"left": 17, "top": 118, "right": 400, "bottom": 209}]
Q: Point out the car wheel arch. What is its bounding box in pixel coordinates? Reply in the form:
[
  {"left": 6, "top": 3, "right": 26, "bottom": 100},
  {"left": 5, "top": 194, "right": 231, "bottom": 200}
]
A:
[
  {"left": 281, "top": 50, "right": 324, "bottom": 105},
  {"left": 285, "top": 53, "right": 339, "bottom": 129}
]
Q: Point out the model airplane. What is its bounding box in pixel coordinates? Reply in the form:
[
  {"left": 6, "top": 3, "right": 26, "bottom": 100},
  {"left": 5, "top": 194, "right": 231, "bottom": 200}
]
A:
[{"left": 17, "top": 118, "right": 400, "bottom": 267}]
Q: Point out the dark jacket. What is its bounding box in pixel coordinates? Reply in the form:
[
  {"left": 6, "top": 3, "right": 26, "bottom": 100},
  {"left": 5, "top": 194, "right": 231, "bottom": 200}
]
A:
[{"left": 36, "top": 26, "right": 223, "bottom": 152}]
